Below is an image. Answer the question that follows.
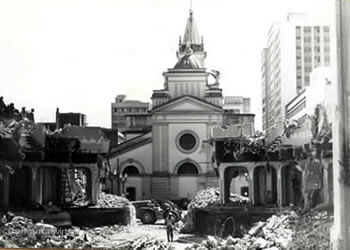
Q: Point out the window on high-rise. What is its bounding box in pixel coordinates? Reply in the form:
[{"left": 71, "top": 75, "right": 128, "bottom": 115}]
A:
[
  {"left": 304, "top": 37, "right": 311, "bottom": 43},
  {"left": 325, "top": 55, "right": 330, "bottom": 64},
  {"left": 324, "top": 26, "right": 330, "bottom": 33},
  {"left": 304, "top": 57, "right": 312, "bottom": 63},
  {"left": 304, "top": 47, "right": 312, "bottom": 53},
  {"left": 304, "top": 75, "right": 310, "bottom": 85},
  {"left": 304, "top": 26, "right": 311, "bottom": 33},
  {"left": 305, "top": 66, "right": 312, "bottom": 73},
  {"left": 297, "top": 76, "right": 302, "bottom": 88},
  {"left": 313, "top": 26, "right": 320, "bottom": 33}
]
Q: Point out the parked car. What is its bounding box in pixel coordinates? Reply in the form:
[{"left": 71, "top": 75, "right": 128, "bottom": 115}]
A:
[
  {"left": 131, "top": 200, "right": 164, "bottom": 224},
  {"left": 131, "top": 199, "right": 183, "bottom": 224}
]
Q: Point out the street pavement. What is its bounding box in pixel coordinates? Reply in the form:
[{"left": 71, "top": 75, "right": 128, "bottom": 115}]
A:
[{"left": 106, "top": 219, "right": 204, "bottom": 249}]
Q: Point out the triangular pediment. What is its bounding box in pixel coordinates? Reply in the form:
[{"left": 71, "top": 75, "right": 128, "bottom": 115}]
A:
[{"left": 151, "top": 96, "right": 222, "bottom": 113}]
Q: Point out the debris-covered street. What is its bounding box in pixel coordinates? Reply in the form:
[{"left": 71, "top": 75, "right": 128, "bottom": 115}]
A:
[
  {"left": 0, "top": 208, "right": 333, "bottom": 249},
  {"left": 2, "top": 0, "right": 350, "bottom": 248},
  {"left": 0, "top": 215, "right": 202, "bottom": 249}
]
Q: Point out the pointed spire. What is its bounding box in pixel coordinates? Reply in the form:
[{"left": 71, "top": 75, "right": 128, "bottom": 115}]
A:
[{"left": 182, "top": 9, "right": 201, "bottom": 45}]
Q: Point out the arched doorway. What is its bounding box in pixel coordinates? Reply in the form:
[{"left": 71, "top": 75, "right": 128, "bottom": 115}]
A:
[
  {"left": 68, "top": 167, "right": 92, "bottom": 205},
  {"left": 40, "top": 167, "right": 61, "bottom": 205},
  {"left": 123, "top": 165, "right": 140, "bottom": 175},
  {"left": 177, "top": 162, "right": 199, "bottom": 175},
  {"left": 253, "top": 165, "right": 277, "bottom": 206},
  {"left": 224, "top": 167, "right": 249, "bottom": 204},
  {"left": 123, "top": 165, "right": 142, "bottom": 201},
  {"left": 9, "top": 166, "right": 32, "bottom": 207},
  {"left": 282, "top": 165, "right": 302, "bottom": 206},
  {"left": 177, "top": 162, "right": 199, "bottom": 200}
]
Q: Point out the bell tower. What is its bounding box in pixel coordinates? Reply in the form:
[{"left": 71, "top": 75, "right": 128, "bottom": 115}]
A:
[
  {"left": 177, "top": 9, "right": 206, "bottom": 68},
  {"left": 151, "top": 8, "right": 223, "bottom": 108}
]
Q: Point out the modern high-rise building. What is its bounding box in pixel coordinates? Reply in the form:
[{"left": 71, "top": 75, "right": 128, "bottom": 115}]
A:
[{"left": 261, "top": 13, "right": 331, "bottom": 141}]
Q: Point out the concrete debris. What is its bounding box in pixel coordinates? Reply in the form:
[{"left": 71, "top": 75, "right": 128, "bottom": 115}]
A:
[
  {"left": 112, "top": 234, "right": 170, "bottom": 250},
  {"left": 185, "top": 211, "right": 296, "bottom": 250},
  {"left": 188, "top": 187, "right": 221, "bottom": 210},
  {"left": 92, "top": 191, "right": 130, "bottom": 208},
  {"left": 248, "top": 221, "right": 266, "bottom": 236},
  {"left": 188, "top": 187, "right": 249, "bottom": 211},
  {"left": 0, "top": 215, "right": 131, "bottom": 248},
  {"left": 288, "top": 210, "right": 332, "bottom": 250},
  {"left": 186, "top": 210, "right": 332, "bottom": 250},
  {"left": 181, "top": 187, "right": 249, "bottom": 234},
  {"left": 0, "top": 216, "right": 86, "bottom": 248}
]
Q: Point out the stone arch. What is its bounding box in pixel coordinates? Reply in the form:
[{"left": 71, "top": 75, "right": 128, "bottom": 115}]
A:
[
  {"left": 223, "top": 166, "right": 249, "bottom": 204},
  {"left": 253, "top": 164, "right": 278, "bottom": 205},
  {"left": 9, "top": 165, "right": 32, "bottom": 206},
  {"left": 38, "top": 166, "right": 62, "bottom": 205},
  {"left": 281, "top": 164, "right": 302, "bottom": 206},
  {"left": 122, "top": 165, "right": 140, "bottom": 176},
  {"left": 38, "top": 165, "right": 93, "bottom": 206},
  {"left": 120, "top": 159, "right": 145, "bottom": 175},
  {"left": 174, "top": 158, "right": 202, "bottom": 175}
]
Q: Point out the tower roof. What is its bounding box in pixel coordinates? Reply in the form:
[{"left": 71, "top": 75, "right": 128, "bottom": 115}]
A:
[
  {"left": 174, "top": 54, "right": 202, "bottom": 69},
  {"left": 183, "top": 10, "right": 201, "bottom": 45}
]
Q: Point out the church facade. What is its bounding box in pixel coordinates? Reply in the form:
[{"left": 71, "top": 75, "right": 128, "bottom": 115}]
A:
[{"left": 107, "top": 10, "right": 250, "bottom": 202}]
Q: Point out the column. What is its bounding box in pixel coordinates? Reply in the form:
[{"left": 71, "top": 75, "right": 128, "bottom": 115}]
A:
[
  {"left": 3, "top": 173, "right": 10, "bottom": 206},
  {"left": 248, "top": 168, "right": 255, "bottom": 205},
  {"left": 31, "top": 167, "right": 40, "bottom": 205},
  {"left": 276, "top": 165, "right": 283, "bottom": 207},
  {"left": 219, "top": 165, "right": 225, "bottom": 205}
]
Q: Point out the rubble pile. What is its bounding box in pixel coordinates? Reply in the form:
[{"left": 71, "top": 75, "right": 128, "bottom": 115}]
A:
[
  {"left": 93, "top": 191, "right": 131, "bottom": 208},
  {"left": 188, "top": 187, "right": 221, "bottom": 210},
  {"left": 181, "top": 187, "right": 249, "bottom": 234},
  {"left": 288, "top": 210, "right": 332, "bottom": 250},
  {"left": 84, "top": 224, "right": 127, "bottom": 248},
  {"left": 180, "top": 187, "right": 220, "bottom": 233},
  {"left": 0, "top": 216, "right": 91, "bottom": 248},
  {"left": 112, "top": 234, "right": 170, "bottom": 250},
  {"left": 185, "top": 211, "right": 297, "bottom": 250},
  {"left": 188, "top": 187, "right": 249, "bottom": 210}
]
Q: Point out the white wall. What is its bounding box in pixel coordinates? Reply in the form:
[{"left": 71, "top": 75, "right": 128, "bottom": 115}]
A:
[
  {"left": 168, "top": 122, "right": 210, "bottom": 174},
  {"left": 109, "top": 142, "right": 153, "bottom": 175}
]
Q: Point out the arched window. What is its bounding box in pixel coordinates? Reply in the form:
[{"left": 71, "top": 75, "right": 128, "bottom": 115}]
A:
[
  {"left": 177, "top": 162, "right": 199, "bottom": 175},
  {"left": 123, "top": 165, "right": 140, "bottom": 176}
]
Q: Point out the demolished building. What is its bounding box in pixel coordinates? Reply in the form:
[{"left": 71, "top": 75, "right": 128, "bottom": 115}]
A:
[{"left": 0, "top": 100, "right": 128, "bottom": 226}]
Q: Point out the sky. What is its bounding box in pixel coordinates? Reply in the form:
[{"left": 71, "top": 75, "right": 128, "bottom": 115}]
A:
[{"left": 0, "top": 0, "right": 331, "bottom": 129}]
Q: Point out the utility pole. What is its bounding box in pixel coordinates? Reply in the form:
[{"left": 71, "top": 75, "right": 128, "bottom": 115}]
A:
[{"left": 331, "top": 0, "right": 350, "bottom": 249}]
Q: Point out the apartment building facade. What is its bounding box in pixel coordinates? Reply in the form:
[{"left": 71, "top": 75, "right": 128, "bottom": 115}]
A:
[{"left": 261, "top": 13, "right": 330, "bottom": 142}]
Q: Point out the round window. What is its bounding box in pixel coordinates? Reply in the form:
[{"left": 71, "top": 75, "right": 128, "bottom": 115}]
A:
[{"left": 179, "top": 133, "right": 197, "bottom": 151}]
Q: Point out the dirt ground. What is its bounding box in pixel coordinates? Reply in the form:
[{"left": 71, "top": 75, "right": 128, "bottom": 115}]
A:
[{"left": 93, "top": 219, "right": 204, "bottom": 249}]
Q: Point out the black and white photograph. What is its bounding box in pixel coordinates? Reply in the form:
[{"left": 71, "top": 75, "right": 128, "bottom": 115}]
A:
[{"left": 0, "top": 0, "right": 349, "bottom": 249}]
